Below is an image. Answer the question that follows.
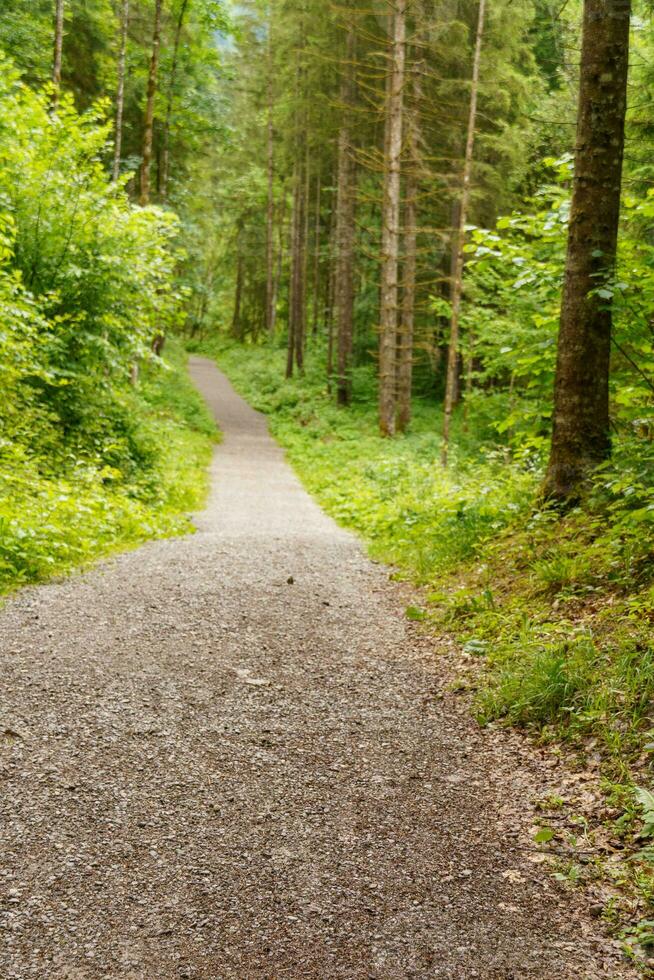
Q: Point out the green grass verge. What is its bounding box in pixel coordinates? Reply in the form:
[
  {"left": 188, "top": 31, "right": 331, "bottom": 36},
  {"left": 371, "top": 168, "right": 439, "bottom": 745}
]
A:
[{"left": 0, "top": 337, "right": 218, "bottom": 593}]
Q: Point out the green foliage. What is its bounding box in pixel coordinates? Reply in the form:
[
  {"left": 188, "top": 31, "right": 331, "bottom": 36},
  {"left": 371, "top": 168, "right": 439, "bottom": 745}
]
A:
[
  {"left": 477, "top": 629, "right": 654, "bottom": 746},
  {"left": 458, "top": 156, "right": 654, "bottom": 455},
  {"left": 0, "top": 62, "right": 217, "bottom": 593},
  {"left": 0, "top": 0, "right": 53, "bottom": 87},
  {"left": 0, "top": 338, "right": 217, "bottom": 594},
  {"left": 635, "top": 787, "right": 654, "bottom": 839}
]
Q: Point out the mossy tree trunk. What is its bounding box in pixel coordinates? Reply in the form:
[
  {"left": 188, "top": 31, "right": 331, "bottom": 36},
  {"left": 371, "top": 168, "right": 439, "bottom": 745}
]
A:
[{"left": 544, "top": 0, "right": 631, "bottom": 500}]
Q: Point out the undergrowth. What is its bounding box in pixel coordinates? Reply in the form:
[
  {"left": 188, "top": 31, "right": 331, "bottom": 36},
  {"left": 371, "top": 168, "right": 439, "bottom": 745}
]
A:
[{"left": 0, "top": 339, "right": 217, "bottom": 593}]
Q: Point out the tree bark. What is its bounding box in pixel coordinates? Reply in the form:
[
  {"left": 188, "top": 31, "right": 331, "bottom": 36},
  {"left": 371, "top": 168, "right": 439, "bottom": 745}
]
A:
[
  {"left": 397, "top": 62, "right": 421, "bottom": 432},
  {"left": 311, "top": 168, "right": 321, "bottom": 337},
  {"left": 271, "top": 190, "right": 285, "bottom": 336},
  {"left": 544, "top": 0, "right": 631, "bottom": 500},
  {"left": 265, "top": 20, "right": 275, "bottom": 334},
  {"left": 52, "top": 0, "right": 65, "bottom": 107},
  {"left": 287, "top": 156, "right": 305, "bottom": 377},
  {"left": 301, "top": 149, "right": 310, "bottom": 362},
  {"left": 232, "top": 224, "right": 244, "bottom": 340},
  {"left": 161, "top": 0, "right": 190, "bottom": 203},
  {"left": 112, "top": 0, "right": 129, "bottom": 181},
  {"left": 140, "top": 0, "right": 164, "bottom": 207},
  {"left": 378, "top": 0, "right": 406, "bottom": 436},
  {"left": 441, "top": 0, "right": 485, "bottom": 466},
  {"left": 335, "top": 23, "right": 357, "bottom": 407},
  {"left": 326, "top": 189, "right": 338, "bottom": 392}
]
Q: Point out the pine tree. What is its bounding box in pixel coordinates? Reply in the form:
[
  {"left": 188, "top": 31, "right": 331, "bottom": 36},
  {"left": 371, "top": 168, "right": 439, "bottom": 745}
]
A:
[
  {"left": 441, "top": 0, "right": 486, "bottom": 466},
  {"left": 378, "top": 0, "right": 406, "bottom": 437},
  {"left": 335, "top": 21, "right": 357, "bottom": 406}
]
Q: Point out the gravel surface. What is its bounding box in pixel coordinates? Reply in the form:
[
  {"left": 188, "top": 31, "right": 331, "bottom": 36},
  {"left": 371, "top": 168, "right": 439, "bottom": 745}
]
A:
[{"left": 0, "top": 356, "right": 636, "bottom": 979}]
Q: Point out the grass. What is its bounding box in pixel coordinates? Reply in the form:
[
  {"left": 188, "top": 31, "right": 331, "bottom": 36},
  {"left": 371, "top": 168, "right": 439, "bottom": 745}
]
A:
[
  {"left": 0, "top": 337, "right": 218, "bottom": 593},
  {"left": 194, "top": 335, "right": 654, "bottom": 958}
]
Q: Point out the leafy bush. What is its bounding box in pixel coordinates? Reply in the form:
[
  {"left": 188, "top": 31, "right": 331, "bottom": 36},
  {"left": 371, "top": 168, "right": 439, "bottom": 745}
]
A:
[
  {"left": 0, "top": 59, "right": 216, "bottom": 593},
  {"left": 460, "top": 156, "right": 654, "bottom": 454},
  {"left": 0, "top": 338, "right": 217, "bottom": 593}
]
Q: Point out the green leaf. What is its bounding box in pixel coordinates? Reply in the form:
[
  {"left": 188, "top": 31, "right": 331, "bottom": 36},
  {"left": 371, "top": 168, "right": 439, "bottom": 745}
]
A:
[
  {"left": 463, "top": 638, "right": 487, "bottom": 656},
  {"left": 635, "top": 787, "right": 654, "bottom": 837}
]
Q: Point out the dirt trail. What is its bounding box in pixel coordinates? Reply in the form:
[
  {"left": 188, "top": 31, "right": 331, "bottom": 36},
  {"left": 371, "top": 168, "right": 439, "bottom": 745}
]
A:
[{"left": 0, "top": 356, "right": 633, "bottom": 978}]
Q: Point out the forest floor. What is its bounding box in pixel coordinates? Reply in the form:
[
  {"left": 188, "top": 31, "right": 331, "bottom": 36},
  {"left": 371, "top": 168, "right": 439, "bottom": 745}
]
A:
[{"left": 0, "top": 357, "right": 638, "bottom": 978}]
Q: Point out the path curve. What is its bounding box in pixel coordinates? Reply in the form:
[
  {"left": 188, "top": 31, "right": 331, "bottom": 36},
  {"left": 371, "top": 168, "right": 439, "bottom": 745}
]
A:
[{"left": 0, "top": 357, "right": 631, "bottom": 978}]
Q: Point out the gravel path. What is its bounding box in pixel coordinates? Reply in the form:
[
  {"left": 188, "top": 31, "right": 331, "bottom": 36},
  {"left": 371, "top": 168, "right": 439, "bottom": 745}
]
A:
[{"left": 0, "top": 357, "right": 634, "bottom": 979}]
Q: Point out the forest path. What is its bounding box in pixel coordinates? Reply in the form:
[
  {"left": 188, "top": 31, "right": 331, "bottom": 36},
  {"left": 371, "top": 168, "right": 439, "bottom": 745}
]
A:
[{"left": 0, "top": 356, "right": 631, "bottom": 979}]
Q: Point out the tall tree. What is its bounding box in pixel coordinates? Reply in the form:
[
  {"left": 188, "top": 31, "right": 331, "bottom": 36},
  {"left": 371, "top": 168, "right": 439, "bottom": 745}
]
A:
[
  {"left": 265, "top": 9, "right": 275, "bottom": 334},
  {"left": 544, "top": 0, "right": 631, "bottom": 499},
  {"left": 286, "top": 153, "right": 306, "bottom": 376},
  {"left": 335, "top": 22, "right": 357, "bottom": 406},
  {"left": 311, "top": 166, "right": 321, "bottom": 336},
  {"left": 52, "top": 0, "right": 65, "bottom": 106},
  {"left": 140, "top": 0, "right": 164, "bottom": 206},
  {"left": 378, "top": 0, "right": 406, "bottom": 436},
  {"left": 161, "top": 0, "right": 190, "bottom": 202},
  {"left": 112, "top": 0, "right": 129, "bottom": 181},
  {"left": 441, "top": 0, "right": 486, "bottom": 465},
  {"left": 396, "top": 59, "right": 422, "bottom": 432},
  {"left": 232, "top": 218, "right": 246, "bottom": 339}
]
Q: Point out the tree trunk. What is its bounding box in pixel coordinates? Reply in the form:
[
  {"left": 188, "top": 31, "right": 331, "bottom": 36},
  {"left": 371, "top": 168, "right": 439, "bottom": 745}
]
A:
[
  {"left": 326, "top": 189, "right": 338, "bottom": 392},
  {"left": 161, "top": 0, "right": 190, "bottom": 203},
  {"left": 286, "top": 157, "right": 304, "bottom": 377},
  {"left": 232, "top": 236, "right": 244, "bottom": 340},
  {"left": 463, "top": 337, "right": 475, "bottom": 430},
  {"left": 311, "top": 168, "right": 321, "bottom": 337},
  {"left": 441, "top": 0, "right": 485, "bottom": 466},
  {"left": 397, "top": 63, "right": 421, "bottom": 432},
  {"left": 378, "top": 0, "right": 406, "bottom": 436},
  {"left": 265, "top": 23, "right": 275, "bottom": 334},
  {"left": 335, "top": 23, "right": 357, "bottom": 407},
  {"left": 140, "top": 0, "right": 164, "bottom": 207},
  {"left": 52, "top": 0, "right": 65, "bottom": 107},
  {"left": 271, "top": 190, "right": 285, "bottom": 336},
  {"left": 301, "top": 149, "right": 310, "bottom": 362},
  {"left": 112, "top": 0, "right": 129, "bottom": 181},
  {"left": 544, "top": 0, "right": 631, "bottom": 500}
]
